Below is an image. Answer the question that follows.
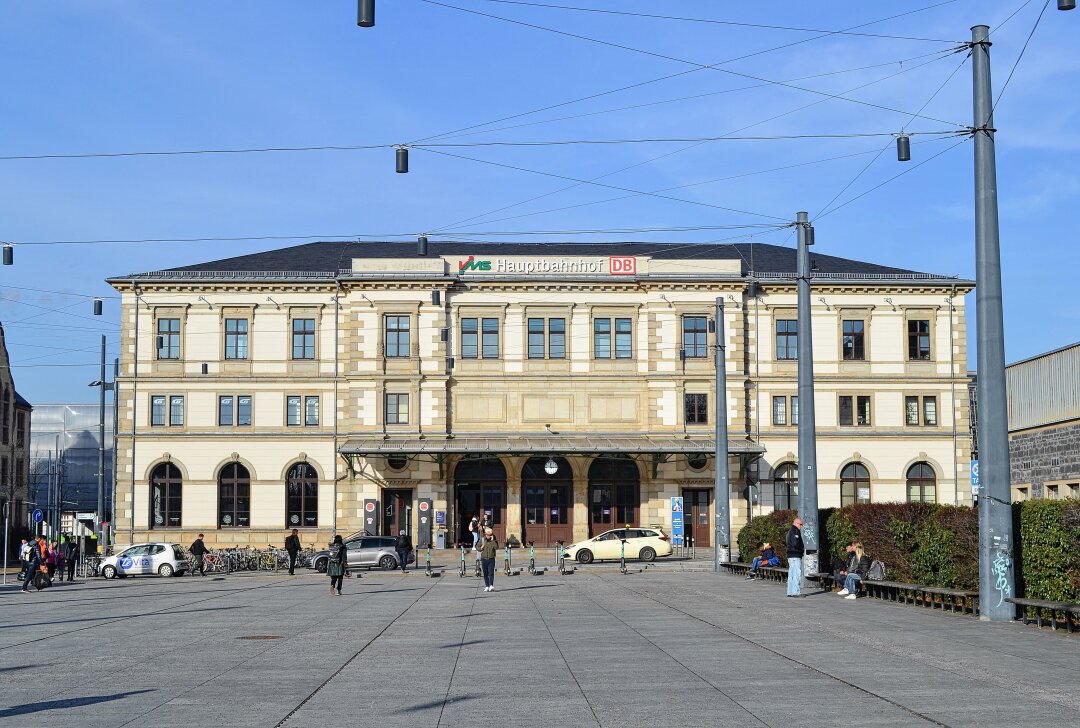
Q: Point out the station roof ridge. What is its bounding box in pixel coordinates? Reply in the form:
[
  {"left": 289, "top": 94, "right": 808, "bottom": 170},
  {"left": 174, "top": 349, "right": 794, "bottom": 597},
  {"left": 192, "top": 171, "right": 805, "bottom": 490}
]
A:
[{"left": 108, "top": 240, "right": 965, "bottom": 282}]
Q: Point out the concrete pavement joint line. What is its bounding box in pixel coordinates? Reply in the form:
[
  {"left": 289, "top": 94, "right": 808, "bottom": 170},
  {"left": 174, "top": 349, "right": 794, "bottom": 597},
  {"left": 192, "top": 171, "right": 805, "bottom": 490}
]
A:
[
  {"left": 435, "top": 580, "right": 483, "bottom": 728},
  {"left": 274, "top": 578, "right": 442, "bottom": 728},
  {"left": 0, "top": 577, "right": 296, "bottom": 652},
  {"left": 525, "top": 580, "right": 603, "bottom": 728},
  {"left": 601, "top": 577, "right": 953, "bottom": 728},
  {"left": 577, "top": 580, "right": 770, "bottom": 727}
]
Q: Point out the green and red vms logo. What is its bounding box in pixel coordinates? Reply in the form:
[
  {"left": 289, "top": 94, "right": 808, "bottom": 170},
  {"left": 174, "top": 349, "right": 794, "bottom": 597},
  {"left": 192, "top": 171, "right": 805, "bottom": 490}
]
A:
[{"left": 458, "top": 256, "right": 492, "bottom": 272}]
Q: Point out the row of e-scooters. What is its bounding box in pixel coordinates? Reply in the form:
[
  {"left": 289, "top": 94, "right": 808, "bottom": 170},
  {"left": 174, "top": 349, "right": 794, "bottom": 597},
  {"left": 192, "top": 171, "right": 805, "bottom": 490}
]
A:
[{"left": 458, "top": 542, "right": 577, "bottom": 578}]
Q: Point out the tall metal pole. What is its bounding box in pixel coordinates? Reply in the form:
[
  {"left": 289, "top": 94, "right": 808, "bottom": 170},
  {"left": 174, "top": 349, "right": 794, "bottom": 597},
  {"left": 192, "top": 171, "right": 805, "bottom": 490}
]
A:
[
  {"left": 714, "top": 297, "right": 730, "bottom": 570},
  {"left": 796, "top": 211, "right": 820, "bottom": 583},
  {"left": 971, "top": 24, "right": 1014, "bottom": 622},
  {"left": 97, "top": 334, "right": 106, "bottom": 554}
]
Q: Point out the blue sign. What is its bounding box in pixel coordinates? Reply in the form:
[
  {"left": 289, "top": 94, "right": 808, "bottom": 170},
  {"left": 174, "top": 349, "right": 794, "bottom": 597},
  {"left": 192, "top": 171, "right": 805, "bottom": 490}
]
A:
[
  {"left": 32, "top": 508, "right": 43, "bottom": 524},
  {"left": 435, "top": 511, "right": 446, "bottom": 526},
  {"left": 970, "top": 460, "right": 980, "bottom": 488},
  {"left": 670, "top": 497, "right": 684, "bottom": 547}
]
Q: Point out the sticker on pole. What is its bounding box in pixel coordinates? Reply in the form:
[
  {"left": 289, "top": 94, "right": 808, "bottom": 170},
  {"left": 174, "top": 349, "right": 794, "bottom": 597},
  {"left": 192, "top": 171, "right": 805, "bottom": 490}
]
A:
[{"left": 670, "top": 497, "right": 685, "bottom": 547}]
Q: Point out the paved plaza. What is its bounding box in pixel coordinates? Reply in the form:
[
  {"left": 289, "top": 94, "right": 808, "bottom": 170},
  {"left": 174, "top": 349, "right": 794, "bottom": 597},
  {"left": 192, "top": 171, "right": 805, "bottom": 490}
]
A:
[{"left": 1, "top": 567, "right": 1079, "bottom": 728}]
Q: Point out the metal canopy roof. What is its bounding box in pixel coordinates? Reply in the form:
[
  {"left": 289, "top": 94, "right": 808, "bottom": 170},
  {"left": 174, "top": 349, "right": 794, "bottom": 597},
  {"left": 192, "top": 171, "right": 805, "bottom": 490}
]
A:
[{"left": 340, "top": 435, "right": 763, "bottom": 456}]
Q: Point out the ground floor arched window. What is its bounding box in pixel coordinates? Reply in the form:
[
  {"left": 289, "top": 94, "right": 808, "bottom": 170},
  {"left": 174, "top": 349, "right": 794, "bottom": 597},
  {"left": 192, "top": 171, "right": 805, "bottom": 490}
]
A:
[
  {"left": 906, "top": 462, "right": 937, "bottom": 503},
  {"left": 219, "top": 463, "right": 251, "bottom": 528},
  {"left": 840, "top": 463, "right": 871, "bottom": 506},
  {"left": 286, "top": 462, "right": 318, "bottom": 527},
  {"left": 773, "top": 462, "right": 798, "bottom": 510},
  {"left": 150, "top": 463, "right": 182, "bottom": 528}
]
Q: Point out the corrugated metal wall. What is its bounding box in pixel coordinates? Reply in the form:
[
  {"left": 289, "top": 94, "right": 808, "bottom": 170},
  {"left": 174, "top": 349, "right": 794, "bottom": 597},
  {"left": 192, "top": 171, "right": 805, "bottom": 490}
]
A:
[{"left": 1007, "top": 343, "right": 1080, "bottom": 431}]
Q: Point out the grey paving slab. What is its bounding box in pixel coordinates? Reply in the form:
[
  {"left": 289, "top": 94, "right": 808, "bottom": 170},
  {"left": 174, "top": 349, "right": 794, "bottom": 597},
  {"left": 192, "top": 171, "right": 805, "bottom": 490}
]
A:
[{"left": 2, "top": 570, "right": 1080, "bottom": 727}]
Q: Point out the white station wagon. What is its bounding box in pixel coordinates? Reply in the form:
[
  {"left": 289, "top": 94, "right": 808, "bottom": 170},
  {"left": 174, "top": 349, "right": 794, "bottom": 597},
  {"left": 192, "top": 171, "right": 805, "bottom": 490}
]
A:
[{"left": 565, "top": 527, "right": 673, "bottom": 564}]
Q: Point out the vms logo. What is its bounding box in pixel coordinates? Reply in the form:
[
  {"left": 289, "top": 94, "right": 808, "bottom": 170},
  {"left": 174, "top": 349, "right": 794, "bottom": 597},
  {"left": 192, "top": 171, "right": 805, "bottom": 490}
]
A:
[
  {"left": 609, "top": 256, "right": 636, "bottom": 275},
  {"left": 458, "top": 256, "right": 492, "bottom": 272}
]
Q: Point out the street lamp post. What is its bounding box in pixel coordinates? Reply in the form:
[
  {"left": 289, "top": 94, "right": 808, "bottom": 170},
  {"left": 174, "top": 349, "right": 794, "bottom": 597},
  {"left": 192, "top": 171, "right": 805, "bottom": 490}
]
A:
[{"left": 89, "top": 335, "right": 114, "bottom": 555}]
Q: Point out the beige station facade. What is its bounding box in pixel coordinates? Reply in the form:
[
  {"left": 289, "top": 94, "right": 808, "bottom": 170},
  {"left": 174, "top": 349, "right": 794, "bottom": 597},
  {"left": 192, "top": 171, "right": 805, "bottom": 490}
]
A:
[{"left": 106, "top": 241, "right": 974, "bottom": 553}]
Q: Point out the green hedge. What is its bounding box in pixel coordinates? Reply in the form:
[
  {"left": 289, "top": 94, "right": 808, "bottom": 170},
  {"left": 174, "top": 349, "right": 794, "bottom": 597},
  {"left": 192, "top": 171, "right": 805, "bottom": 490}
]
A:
[{"left": 738, "top": 500, "right": 1080, "bottom": 599}]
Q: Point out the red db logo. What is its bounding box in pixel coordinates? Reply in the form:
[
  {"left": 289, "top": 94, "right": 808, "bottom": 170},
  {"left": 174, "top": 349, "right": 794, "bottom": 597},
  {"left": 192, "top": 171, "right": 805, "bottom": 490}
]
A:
[
  {"left": 609, "top": 256, "right": 636, "bottom": 275},
  {"left": 365, "top": 502, "right": 375, "bottom": 513},
  {"left": 419, "top": 501, "right": 430, "bottom": 512}
]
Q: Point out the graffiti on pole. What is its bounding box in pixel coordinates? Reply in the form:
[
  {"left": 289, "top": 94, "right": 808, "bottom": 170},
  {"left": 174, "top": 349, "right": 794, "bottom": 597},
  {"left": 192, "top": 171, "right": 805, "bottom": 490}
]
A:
[{"left": 991, "top": 550, "right": 1012, "bottom": 608}]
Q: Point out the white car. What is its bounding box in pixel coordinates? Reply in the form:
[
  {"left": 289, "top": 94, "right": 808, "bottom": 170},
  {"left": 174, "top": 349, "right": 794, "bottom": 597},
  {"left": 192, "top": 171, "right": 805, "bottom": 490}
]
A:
[
  {"left": 565, "top": 527, "right": 673, "bottom": 564},
  {"left": 100, "top": 543, "right": 189, "bottom": 578}
]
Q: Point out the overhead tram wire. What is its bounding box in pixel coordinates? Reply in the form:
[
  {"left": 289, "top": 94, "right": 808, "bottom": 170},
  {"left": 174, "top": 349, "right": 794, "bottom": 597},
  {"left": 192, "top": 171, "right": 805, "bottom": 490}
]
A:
[
  {"left": 986, "top": 0, "right": 1053, "bottom": 123},
  {"left": 407, "top": 0, "right": 965, "bottom": 146},
  {"left": 474, "top": 0, "right": 963, "bottom": 43},
  {"left": 427, "top": 51, "right": 965, "bottom": 235},
  {"left": 417, "top": 0, "right": 969, "bottom": 129}
]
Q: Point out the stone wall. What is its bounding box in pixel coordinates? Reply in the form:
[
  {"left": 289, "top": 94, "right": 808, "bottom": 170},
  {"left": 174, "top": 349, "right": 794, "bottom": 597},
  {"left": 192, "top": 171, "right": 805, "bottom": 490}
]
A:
[{"left": 1009, "top": 419, "right": 1080, "bottom": 497}]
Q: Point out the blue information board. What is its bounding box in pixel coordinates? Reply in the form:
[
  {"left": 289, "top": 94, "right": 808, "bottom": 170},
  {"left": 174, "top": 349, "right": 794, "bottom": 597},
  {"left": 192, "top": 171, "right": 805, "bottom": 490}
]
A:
[{"left": 670, "top": 497, "right": 684, "bottom": 547}]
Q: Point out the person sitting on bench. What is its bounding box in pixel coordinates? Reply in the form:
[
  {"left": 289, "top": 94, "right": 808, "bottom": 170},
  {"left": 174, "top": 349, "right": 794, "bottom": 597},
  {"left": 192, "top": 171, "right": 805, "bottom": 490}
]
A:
[
  {"left": 746, "top": 542, "right": 779, "bottom": 579},
  {"left": 837, "top": 543, "right": 870, "bottom": 600},
  {"left": 833, "top": 542, "right": 855, "bottom": 589}
]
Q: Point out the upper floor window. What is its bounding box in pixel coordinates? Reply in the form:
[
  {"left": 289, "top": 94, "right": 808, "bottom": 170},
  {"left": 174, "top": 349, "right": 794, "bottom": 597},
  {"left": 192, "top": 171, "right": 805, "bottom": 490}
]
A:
[
  {"left": 775, "top": 319, "right": 797, "bottom": 360},
  {"left": 842, "top": 320, "right": 864, "bottom": 360},
  {"left": 682, "top": 316, "right": 708, "bottom": 359},
  {"left": 152, "top": 395, "right": 184, "bottom": 426},
  {"left": 157, "top": 318, "right": 180, "bottom": 359},
  {"left": 908, "top": 319, "right": 931, "bottom": 360},
  {"left": 169, "top": 395, "right": 185, "bottom": 426},
  {"left": 385, "top": 315, "right": 410, "bottom": 358},
  {"left": 594, "top": 317, "right": 632, "bottom": 359},
  {"left": 528, "top": 318, "right": 566, "bottom": 359},
  {"left": 224, "top": 318, "right": 249, "bottom": 360},
  {"left": 905, "top": 395, "right": 938, "bottom": 426},
  {"left": 286, "top": 395, "right": 302, "bottom": 426},
  {"left": 462, "top": 318, "right": 479, "bottom": 359},
  {"left": 151, "top": 395, "right": 166, "bottom": 426},
  {"left": 614, "top": 318, "right": 632, "bottom": 359},
  {"left": 218, "top": 395, "right": 252, "bottom": 426},
  {"left": 839, "top": 395, "right": 871, "bottom": 426},
  {"left": 594, "top": 318, "right": 611, "bottom": 359},
  {"left": 482, "top": 318, "right": 499, "bottom": 358},
  {"left": 15, "top": 411, "right": 26, "bottom": 448},
  {"left": 772, "top": 396, "right": 788, "bottom": 426},
  {"left": 386, "top": 393, "right": 408, "bottom": 425},
  {"left": 685, "top": 393, "right": 708, "bottom": 425},
  {"left": 1, "top": 388, "right": 9, "bottom": 445},
  {"left": 291, "top": 318, "right": 316, "bottom": 360},
  {"left": 305, "top": 396, "right": 319, "bottom": 426}
]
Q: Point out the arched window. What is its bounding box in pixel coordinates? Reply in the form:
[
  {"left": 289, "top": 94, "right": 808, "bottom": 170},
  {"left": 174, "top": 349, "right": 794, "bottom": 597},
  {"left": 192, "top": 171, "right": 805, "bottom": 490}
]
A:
[
  {"left": 1, "top": 387, "right": 9, "bottom": 445},
  {"left": 286, "top": 462, "right": 318, "bottom": 528},
  {"left": 773, "top": 462, "right": 798, "bottom": 510},
  {"left": 587, "top": 456, "right": 640, "bottom": 535},
  {"left": 906, "top": 462, "right": 937, "bottom": 503},
  {"left": 150, "top": 463, "right": 182, "bottom": 528},
  {"left": 840, "top": 463, "right": 871, "bottom": 506},
  {"left": 218, "top": 463, "right": 251, "bottom": 528}
]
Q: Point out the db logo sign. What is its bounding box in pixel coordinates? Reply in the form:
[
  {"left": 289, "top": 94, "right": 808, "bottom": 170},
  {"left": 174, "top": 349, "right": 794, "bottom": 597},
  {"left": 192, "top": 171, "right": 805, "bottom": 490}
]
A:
[
  {"left": 609, "top": 256, "right": 636, "bottom": 275},
  {"left": 419, "top": 501, "right": 430, "bottom": 512},
  {"left": 365, "top": 502, "right": 375, "bottom": 513}
]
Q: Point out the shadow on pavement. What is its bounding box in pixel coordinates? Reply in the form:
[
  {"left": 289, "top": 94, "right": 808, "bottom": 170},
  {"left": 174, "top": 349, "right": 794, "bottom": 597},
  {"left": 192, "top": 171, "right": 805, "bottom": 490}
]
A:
[
  {"left": 390, "top": 694, "right": 475, "bottom": 715},
  {"left": 0, "top": 689, "right": 153, "bottom": 718}
]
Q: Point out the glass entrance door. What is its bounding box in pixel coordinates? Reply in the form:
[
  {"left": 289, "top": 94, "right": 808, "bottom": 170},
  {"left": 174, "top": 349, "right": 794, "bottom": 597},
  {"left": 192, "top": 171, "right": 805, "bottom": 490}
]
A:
[
  {"left": 382, "top": 489, "right": 412, "bottom": 536},
  {"left": 682, "top": 489, "right": 711, "bottom": 547}
]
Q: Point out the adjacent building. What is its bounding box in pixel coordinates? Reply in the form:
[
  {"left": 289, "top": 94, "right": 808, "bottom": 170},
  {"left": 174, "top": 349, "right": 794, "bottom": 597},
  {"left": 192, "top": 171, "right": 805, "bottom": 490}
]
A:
[
  {"left": 0, "top": 323, "right": 33, "bottom": 533},
  {"left": 29, "top": 403, "right": 116, "bottom": 521},
  {"left": 1006, "top": 341, "right": 1080, "bottom": 501},
  {"left": 106, "top": 241, "right": 974, "bottom": 550}
]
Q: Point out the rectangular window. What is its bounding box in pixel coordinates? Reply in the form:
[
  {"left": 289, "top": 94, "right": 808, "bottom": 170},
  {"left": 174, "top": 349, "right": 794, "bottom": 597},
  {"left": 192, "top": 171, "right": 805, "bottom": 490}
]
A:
[
  {"left": 839, "top": 396, "right": 853, "bottom": 426},
  {"left": 482, "top": 318, "right": 499, "bottom": 358},
  {"left": 286, "top": 396, "right": 302, "bottom": 426},
  {"left": 305, "top": 396, "right": 319, "bottom": 426},
  {"left": 923, "top": 396, "right": 937, "bottom": 426},
  {"left": 905, "top": 396, "right": 920, "bottom": 426},
  {"left": 218, "top": 396, "right": 234, "bottom": 426},
  {"left": 685, "top": 393, "right": 708, "bottom": 425},
  {"left": 461, "top": 318, "right": 478, "bottom": 359},
  {"left": 772, "top": 396, "right": 787, "bottom": 426},
  {"left": 151, "top": 395, "right": 166, "bottom": 426},
  {"left": 528, "top": 318, "right": 545, "bottom": 359},
  {"left": 549, "top": 318, "right": 565, "bottom": 359},
  {"left": 1046, "top": 484, "right": 1059, "bottom": 500},
  {"left": 386, "top": 393, "right": 408, "bottom": 425},
  {"left": 615, "top": 318, "right": 632, "bottom": 359},
  {"left": 842, "top": 320, "right": 865, "bottom": 360},
  {"left": 857, "top": 395, "right": 871, "bottom": 426},
  {"left": 237, "top": 396, "right": 252, "bottom": 427},
  {"left": 776, "top": 319, "right": 798, "bottom": 360},
  {"left": 156, "top": 318, "right": 180, "bottom": 359},
  {"left": 385, "top": 315, "right": 410, "bottom": 358},
  {"left": 908, "top": 319, "right": 931, "bottom": 360},
  {"left": 594, "top": 318, "right": 612, "bottom": 359},
  {"left": 291, "top": 318, "right": 316, "bottom": 360},
  {"left": 682, "top": 316, "right": 707, "bottom": 358},
  {"left": 1069, "top": 483, "right": 1079, "bottom": 499},
  {"left": 224, "top": 318, "right": 249, "bottom": 360},
  {"left": 169, "top": 395, "right": 184, "bottom": 426},
  {"left": 791, "top": 395, "right": 799, "bottom": 426}
]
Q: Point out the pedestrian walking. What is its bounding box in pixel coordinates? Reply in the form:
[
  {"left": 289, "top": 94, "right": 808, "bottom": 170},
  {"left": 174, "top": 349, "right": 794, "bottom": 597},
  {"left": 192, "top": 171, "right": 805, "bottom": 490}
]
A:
[
  {"left": 284, "top": 528, "right": 301, "bottom": 575},
  {"left": 395, "top": 530, "right": 412, "bottom": 574},
  {"left": 479, "top": 528, "right": 498, "bottom": 592},
  {"left": 190, "top": 533, "right": 208, "bottom": 576},
  {"left": 327, "top": 535, "right": 346, "bottom": 595},
  {"left": 469, "top": 514, "right": 480, "bottom": 548},
  {"left": 46, "top": 540, "right": 60, "bottom": 580},
  {"left": 786, "top": 518, "right": 805, "bottom": 598},
  {"left": 61, "top": 535, "right": 79, "bottom": 581},
  {"left": 21, "top": 536, "right": 47, "bottom": 593},
  {"left": 18, "top": 538, "right": 31, "bottom": 579}
]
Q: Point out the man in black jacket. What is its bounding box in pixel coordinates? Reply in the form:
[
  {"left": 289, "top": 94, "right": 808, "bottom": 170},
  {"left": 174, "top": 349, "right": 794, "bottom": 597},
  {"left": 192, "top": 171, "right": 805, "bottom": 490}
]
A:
[
  {"left": 786, "top": 518, "right": 805, "bottom": 597},
  {"left": 395, "top": 530, "right": 412, "bottom": 574},
  {"left": 190, "top": 534, "right": 208, "bottom": 576},
  {"left": 285, "top": 529, "right": 302, "bottom": 575},
  {"left": 61, "top": 535, "right": 79, "bottom": 582}
]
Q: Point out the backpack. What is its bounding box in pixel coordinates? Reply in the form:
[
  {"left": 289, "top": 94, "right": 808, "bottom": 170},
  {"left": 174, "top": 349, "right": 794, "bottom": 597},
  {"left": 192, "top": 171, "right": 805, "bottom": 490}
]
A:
[
  {"left": 34, "top": 570, "right": 52, "bottom": 591},
  {"left": 866, "top": 560, "right": 886, "bottom": 581}
]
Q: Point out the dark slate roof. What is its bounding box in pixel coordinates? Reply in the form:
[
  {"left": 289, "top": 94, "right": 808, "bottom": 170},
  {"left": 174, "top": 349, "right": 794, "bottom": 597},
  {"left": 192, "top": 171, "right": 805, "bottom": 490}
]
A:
[
  {"left": 130, "top": 241, "right": 942, "bottom": 278},
  {"left": 14, "top": 390, "right": 32, "bottom": 409}
]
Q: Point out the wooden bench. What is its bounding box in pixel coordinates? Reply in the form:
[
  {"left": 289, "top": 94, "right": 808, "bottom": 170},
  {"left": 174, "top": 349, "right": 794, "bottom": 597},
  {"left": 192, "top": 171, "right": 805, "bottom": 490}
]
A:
[
  {"left": 1006, "top": 597, "right": 1080, "bottom": 633},
  {"left": 860, "top": 579, "right": 979, "bottom": 616},
  {"left": 720, "top": 561, "right": 751, "bottom": 576}
]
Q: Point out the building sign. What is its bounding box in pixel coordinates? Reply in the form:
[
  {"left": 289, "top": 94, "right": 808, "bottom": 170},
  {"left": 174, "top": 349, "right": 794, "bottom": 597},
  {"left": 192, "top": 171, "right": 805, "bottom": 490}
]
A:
[
  {"left": 456, "top": 256, "right": 637, "bottom": 275},
  {"left": 671, "top": 497, "right": 684, "bottom": 547}
]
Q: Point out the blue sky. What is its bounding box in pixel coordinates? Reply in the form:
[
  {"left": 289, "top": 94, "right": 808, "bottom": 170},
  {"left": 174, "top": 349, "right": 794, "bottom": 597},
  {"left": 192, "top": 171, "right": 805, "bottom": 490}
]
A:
[{"left": 2, "top": 1, "right": 1077, "bottom": 403}]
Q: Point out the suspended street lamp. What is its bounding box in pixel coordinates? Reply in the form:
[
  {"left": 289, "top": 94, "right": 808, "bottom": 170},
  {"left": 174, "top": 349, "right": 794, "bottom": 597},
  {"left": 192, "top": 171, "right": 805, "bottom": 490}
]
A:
[
  {"left": 1059, "top": 1, "right": 1076, "bottom": 11},
  {"left": 896, "top": 133, "right": 911, "bottom": 162},
  {"left": 93, "top": 299, "right": 103, "bottom": 316},
  {"left": 358, "top": 0, "right": 375, "bottom": 27},
  {"left": 396, "top": 146, "right": 409, "bottom": 173},
  {"left": 2, "top": 245, "right": 12, "bottom": 265}
]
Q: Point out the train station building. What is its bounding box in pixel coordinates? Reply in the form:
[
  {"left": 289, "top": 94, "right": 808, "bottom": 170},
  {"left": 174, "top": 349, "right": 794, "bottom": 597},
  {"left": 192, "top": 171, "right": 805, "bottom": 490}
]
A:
[{"left": 106, "top": 241, "right": 974, "bottom": 551}]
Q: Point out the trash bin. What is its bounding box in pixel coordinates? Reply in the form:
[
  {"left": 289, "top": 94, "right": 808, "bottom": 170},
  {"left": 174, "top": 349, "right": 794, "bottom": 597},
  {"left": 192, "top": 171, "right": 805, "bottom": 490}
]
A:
[{"left": 435, "top": 530, "right": 446, "bottom": 549}]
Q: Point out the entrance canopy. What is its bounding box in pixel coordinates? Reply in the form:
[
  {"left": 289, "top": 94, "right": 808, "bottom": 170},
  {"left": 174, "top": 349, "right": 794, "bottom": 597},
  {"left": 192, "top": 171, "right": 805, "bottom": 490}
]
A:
[{"left": 340, "top": 435, "right": 763, "bottom": 457}]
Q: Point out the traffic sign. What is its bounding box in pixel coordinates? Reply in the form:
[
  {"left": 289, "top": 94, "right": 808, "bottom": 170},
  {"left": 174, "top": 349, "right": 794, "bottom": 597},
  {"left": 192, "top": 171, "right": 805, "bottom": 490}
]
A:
[{"left": 32, "top": 509, "right": 43, "bottom": 524}]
